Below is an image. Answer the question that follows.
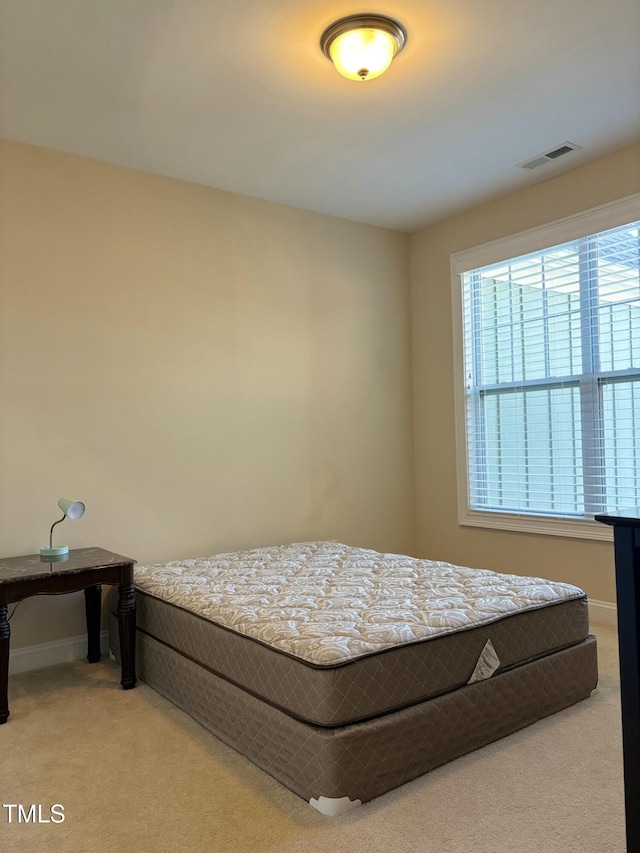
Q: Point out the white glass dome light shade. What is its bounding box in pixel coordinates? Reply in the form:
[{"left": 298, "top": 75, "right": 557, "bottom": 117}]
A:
[
  {"left": 321, "top": 15, "right": 407, "bottom": 82},
  {"left": 329, "top": 28, "right": 395, "bottom": 81}
]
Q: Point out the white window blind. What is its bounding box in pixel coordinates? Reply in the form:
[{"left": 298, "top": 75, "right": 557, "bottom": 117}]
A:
[{"left": 461, "top": 219, "right": 640, "bottom": 520}]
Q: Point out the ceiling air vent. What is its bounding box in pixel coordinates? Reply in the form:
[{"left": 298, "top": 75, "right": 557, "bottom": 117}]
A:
[{"left": 517, "top": 142, "right": 582, "bottom": 170}]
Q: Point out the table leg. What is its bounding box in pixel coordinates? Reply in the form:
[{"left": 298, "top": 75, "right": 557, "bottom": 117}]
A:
[
  {"left": 117, "top": 583, "right": 137, "bottom": 690},
  {"left": 0, "top": 603, "right": 10, "bottom": 724},
  {"left": 84, "top": 584, "right": 102, "bottom": 663}
]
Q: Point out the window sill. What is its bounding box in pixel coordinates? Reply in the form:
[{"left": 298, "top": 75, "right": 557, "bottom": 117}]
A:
[{"left": 460, "top": 509, "right": 614, "bottom": 542}]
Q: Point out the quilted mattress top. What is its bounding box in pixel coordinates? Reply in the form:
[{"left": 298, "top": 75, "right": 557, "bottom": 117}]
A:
[{"left": 133, "top": 541, "right": 586, "bottom": 666}]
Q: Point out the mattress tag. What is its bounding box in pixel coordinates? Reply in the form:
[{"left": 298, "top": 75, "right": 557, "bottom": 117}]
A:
[{"left": 467, "top": 639, "right": 501, "bottom": 684}]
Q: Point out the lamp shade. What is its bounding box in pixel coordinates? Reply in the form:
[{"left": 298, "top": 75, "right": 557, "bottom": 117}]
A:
[
  {"left": 320, "top": 15, "right": 407, "bottom": 81},
  {"left": 57, "top": 497, "right": 85, "bottom": 520}
]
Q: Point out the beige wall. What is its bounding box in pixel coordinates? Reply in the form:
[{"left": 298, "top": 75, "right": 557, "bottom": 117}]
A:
[
  {"left": 3, "top": 137, "right": 638, "bottom": 652},
  {"left": 410, "top": 142, "right": 640, "bottom": 604},
  {"left": 0, "top": 140, "right": 415, "bottom": 648}
]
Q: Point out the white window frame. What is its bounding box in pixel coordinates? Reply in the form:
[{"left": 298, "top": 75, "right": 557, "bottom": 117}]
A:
[{"left": 451, "top": 193, "right": 640, "bottom": 542}]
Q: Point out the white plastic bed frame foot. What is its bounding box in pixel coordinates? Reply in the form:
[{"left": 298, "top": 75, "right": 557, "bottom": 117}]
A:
[{"left": 309, "top": 796, "right": 362, "bottom": 816}]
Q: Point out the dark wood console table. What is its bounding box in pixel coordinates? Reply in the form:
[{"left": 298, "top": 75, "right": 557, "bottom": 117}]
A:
[
  {"left": 0, "top": 547, "right": 137, "bottom": 724},
  {"left": 595, "top": 510, "right": 640, "bottom": 852}
]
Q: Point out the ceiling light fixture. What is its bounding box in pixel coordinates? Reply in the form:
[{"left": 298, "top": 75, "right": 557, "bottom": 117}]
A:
[{"left": 320, "top": 14, "right": 407, "bottom": 82}]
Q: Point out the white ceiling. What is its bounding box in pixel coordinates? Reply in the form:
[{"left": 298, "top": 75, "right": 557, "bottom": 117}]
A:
[{"left": 1, "top": 0, "right": 639, "bottom": 232}]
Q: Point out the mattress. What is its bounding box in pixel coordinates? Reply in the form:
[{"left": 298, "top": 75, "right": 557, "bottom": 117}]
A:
[{"left": 132, "top": 541, "right": 589, "bottom": 727}]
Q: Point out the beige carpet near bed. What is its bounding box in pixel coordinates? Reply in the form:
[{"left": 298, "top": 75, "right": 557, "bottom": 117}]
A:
[{"left": 1, "top": 624, "right": 625, "bottom": 853}]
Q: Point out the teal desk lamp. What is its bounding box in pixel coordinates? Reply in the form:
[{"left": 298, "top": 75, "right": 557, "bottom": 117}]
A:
[{"left": 40, "top": 498, "right": 86, "bottom": 557}]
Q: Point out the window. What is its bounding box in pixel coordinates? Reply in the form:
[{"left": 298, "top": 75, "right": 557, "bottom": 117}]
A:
[{"left": 452, "top": 196, "right": 640, "bottom": 540}]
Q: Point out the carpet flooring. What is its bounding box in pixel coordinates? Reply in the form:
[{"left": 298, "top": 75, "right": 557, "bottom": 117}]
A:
[{"left": 0, "top": 624, "right": 625, "bottom": 853}]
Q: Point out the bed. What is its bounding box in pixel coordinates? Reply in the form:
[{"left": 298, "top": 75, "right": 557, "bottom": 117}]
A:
[{"left": 108, "top": 541, "right": 598, "bottom": 815}]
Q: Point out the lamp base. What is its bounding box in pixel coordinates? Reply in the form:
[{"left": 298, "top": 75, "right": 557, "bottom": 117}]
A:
[{"left": 40, "top": 545, "right": 69, "bottom": 557}]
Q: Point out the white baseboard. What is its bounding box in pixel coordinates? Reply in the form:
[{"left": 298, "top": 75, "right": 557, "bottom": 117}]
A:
[
  {"left": 589, "top": 599, "right": 617, "bottom": 628},
  {"left": 9, "top": 631, "right": 110, "bottom": 675}
]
